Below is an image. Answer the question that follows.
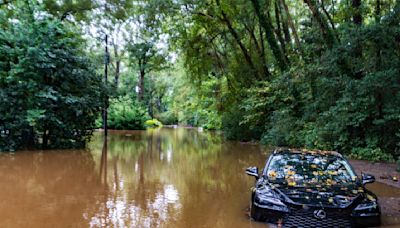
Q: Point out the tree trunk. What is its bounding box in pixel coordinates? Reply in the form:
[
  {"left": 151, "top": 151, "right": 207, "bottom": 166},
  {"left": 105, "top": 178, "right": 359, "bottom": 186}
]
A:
[
  {"left": 304, "top": 0, "right": 336, "bottom": 48},
  {"left": 114, "top": 44, "right": 120, "bottom": 87},
  {"left": 352, "top": 0, "right": 362, "bottom": 25},
  {"left": 279, "top": 1, "right": 291, "bottom": 44},
  {"left": 138, "top": 65, "right": 145, "bottom": 101},
  {"left": 42, "top": 129, "right": 49, "bottom": 149},
  {"left": 375, "top": 0, "right": 381, "bottom": 22},
  {"left": 280, "top": 0, "right": 302, "bottom": 52},
  {"left": 251, "top": 0, "right": 288, "bottom": 71},
  {"left": 216, "top": 0, "right": 261, "bottom": 78},
  {"left": 352, "top": 0, "right": 363, "bottom": 79},
  {"left": 21, "top": 127, "right": 35, "bottom": 149},
  {"left": 274, "top": 0, "right": 287, "bottom": 57},
  {"left": 244, "top": 23, "right": 271, "bottom": 78},
  {"left": 259, "top": 24, "right": 268, "bottom": 76},
  {"left": 320, "top": 0, "right": 336, "bottom": 32}
]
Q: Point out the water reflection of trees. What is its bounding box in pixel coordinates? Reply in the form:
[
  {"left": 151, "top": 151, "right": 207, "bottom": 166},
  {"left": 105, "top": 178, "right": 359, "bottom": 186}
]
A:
[{"left": 87, "top": 128, "right": 266, "bottom": 227}]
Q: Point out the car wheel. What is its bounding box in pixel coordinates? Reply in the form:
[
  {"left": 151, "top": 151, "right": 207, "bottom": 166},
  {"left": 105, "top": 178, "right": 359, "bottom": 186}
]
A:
[{"left": 250, "top": 200, "right": 263, "bottom": 221}]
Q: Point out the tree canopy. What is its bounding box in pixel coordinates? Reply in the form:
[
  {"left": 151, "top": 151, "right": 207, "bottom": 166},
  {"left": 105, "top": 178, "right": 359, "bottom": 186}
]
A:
[
  {"left": 0, "top": 2, "right": 104, "bottom": 150},
  {"left": 1, "top": 0, "right": 399, "bottom": 161}
]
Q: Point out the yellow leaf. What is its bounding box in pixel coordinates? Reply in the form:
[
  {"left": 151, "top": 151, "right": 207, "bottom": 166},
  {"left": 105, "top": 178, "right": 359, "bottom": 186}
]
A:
[
  {"left": 269, "top": 171, "right": 277, "bottom": 177},
  {"left": 366, "top": 194, "right": 376, "bottom": 202},
  {"left": 328, "top": 170, "right": 338, "bottom": 175}
]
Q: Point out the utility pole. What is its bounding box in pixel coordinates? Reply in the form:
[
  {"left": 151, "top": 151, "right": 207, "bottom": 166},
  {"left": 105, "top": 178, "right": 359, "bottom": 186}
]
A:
[{"left": 103, "top": 34, "right": 109, "bottom": 136}]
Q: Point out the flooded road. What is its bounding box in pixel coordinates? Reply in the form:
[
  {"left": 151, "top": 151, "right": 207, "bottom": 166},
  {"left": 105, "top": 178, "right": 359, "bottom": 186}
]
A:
[{"left": 0, "top": 128, "right": 399, "bottom": 227}]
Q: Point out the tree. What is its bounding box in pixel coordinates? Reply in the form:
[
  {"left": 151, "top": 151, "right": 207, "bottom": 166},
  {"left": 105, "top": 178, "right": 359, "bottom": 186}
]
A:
[
  {"left": 0, "top": 3, "right": 104, "bottom": 151},
  {"left": 128, "top": 41, "right": 167, "bottom": 102}
]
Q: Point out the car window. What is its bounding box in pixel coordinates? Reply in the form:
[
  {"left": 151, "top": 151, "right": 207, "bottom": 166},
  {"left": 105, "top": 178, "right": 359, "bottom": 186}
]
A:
[{"left": 266, "top": 153, "right": 357, "bottom": 187}]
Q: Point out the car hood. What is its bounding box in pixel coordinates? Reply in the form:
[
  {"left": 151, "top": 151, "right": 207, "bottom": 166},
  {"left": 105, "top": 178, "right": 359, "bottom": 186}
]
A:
[{"left": 273, "top": 184, "right": 363, "bottom": 208}]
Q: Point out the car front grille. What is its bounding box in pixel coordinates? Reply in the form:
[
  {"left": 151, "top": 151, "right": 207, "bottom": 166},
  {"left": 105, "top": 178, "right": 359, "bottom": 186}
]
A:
[{"left": 283, "top": 207, "right": 352, "bottom": 228}]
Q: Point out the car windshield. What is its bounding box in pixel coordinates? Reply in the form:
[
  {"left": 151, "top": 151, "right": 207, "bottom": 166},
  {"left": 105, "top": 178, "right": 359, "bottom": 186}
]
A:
[{"left": 266, "top": 152, "right": 357, "bottom": 187}]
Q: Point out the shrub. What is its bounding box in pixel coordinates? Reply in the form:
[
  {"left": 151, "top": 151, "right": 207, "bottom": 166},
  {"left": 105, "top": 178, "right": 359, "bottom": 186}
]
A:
[
  {"left": 157, "top": 111, "right": 178, "bottom": 125},
  {"left": 0, "top": 15, "right": 104, "bottom": 151},
  {"left": 349, "top": 147, "right": 394, "bottom": 162},
  {"left": 221, "top": 107, "right": 262, "bottom": 141},
  {"left": 144, "top": 119, "right": 163, "bottom": 128},
  {"left": 108, "top": 96, "right": 149, "bottom": 130}
]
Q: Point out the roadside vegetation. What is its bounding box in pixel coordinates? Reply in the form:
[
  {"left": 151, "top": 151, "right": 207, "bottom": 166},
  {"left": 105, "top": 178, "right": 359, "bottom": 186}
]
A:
[{"left": 0, "top": 0, "right": 399, "bottom": 162}]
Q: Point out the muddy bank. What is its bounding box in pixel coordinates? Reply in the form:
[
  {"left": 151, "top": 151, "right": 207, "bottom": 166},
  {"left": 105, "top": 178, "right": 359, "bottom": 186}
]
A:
[
  {"left": 350, "top": 160, "right": 400, "bottom": 223},
  {"left": 350, "top": 160, "right": 399, "bottom": 188}
]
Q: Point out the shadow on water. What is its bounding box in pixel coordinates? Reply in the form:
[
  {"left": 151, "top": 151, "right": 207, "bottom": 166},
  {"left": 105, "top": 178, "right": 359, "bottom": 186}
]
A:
[{"left": 0, "top": 128, "right": 398, "bottom": 227}]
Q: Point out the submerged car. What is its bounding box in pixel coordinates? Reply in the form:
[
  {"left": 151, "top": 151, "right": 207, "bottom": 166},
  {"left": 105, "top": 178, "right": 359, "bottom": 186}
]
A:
[{"left": 246, "top": 149, "right": 381, "bottom": 228}]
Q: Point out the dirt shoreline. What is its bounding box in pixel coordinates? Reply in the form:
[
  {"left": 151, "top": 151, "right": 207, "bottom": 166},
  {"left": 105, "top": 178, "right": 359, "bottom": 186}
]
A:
[
  {"left": 350, "top": 160, "right": 399, "bottom": 188},
  {"left": 350, "top": 159, "right": 400, "bottom": 223}
]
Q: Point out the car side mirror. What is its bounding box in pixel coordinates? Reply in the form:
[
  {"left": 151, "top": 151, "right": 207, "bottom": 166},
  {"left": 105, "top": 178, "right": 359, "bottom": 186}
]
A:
[
  {"left": 362, "top": 173, "right": 375, "bottom": 185},
  {"left": 246, "top": 166, "right": 259, "bottom": 179}
]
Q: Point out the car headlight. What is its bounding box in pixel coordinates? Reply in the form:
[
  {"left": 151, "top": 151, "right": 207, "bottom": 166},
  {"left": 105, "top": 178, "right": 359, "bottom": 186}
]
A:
[
  {"left": 354, "top": 201, "right": 378, "bottom": 211},
  {"left": 352, "top": 201, "right": 379, "bottom": 217},
  {"left": 254, "top": 188, "right": 289, "bottom": 212}
]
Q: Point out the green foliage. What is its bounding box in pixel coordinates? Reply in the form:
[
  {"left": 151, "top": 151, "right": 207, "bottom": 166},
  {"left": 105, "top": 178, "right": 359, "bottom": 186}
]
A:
[
  {"left": 157, "top": 111, "right": 178, "bottom": 125},
  {"left": 242, "top": 19, "right": 400, "bottom": 161},
  {"left": 147, "top": 0, "right": 400, "bottom": 161},
  {"left": 42, "top": 0, "right": 95, "bottom": 21},
  {"left": 349, "top": 148, "right": 394, "bottom": 162},
  {"left": 144, "top": 119, "right": 163, "bottom": 128},
  {"left": 156, "top": 61, "right": 223, "bottom": 129},
  {"left": 397, "top": 157, "right": 400, "bottom": 172},
  {"left": 0, "top": 5, "right": 104, "bottom": 151},
  {"left": 107, "top": 96, "right": 149, "bottom": 130},
  {"left": 222, "top": 107, "right": 262, "bottom": 141},
  {"left": 2, "top": 0, "right": 400, "bottom": 163}
]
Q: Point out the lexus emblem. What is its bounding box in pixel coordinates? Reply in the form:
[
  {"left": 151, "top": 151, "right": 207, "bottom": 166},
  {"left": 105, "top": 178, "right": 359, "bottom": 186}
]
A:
[{"left": 313, "top": 209, "right": 326, "bottom": 219}]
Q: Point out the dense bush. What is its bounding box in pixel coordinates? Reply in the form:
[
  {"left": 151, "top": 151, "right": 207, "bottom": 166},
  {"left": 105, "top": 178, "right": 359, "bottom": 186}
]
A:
[
  {"left": 240, "top": 19, "right": 400, "bottom": 160},
  {"left": 144, "top": 119, "right": 163, "bottom": 128},
  {"left": 222, "top": 101, "right": 263, "bottom": 141},
  {"left": 157, "top": 111, "right": 178, "bottom": 125},
  {"left": 107, "top": 96, "right": 149, "bottom": 130},
  {"left": 0, "top": 10, "right": 104, "bottom": 151},
  {"left": 349, "top": 148, "right": 394, "bottom": 162}
]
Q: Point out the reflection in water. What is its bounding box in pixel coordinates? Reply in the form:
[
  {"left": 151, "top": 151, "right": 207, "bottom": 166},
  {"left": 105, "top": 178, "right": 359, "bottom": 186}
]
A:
[
  {"left": 87, "top": 128, "right": 268, "bottom": 228},
  {"left": 0, "top": 128, "right": 398, "bottom": 227},
  {"left": 0, "top": 150, "right": 104, "bottom": 228},
  {"left": 100, "top": 138, "right": 108, "bottom": 185}
]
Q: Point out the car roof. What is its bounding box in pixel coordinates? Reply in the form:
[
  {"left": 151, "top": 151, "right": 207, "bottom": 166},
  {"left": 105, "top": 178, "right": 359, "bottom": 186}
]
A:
[{"left": 273, "top": 148, "right": 343, "bottom": 158}]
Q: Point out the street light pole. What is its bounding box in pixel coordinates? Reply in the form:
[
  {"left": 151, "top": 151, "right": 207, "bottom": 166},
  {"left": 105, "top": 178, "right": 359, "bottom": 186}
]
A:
[{"left": 103, "top": 34, "right": 109, "bottom": 136}]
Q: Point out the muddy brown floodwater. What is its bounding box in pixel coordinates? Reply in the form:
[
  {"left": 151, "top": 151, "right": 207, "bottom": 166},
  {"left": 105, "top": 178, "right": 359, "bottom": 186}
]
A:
[{"left": 0, "top": 128, "right": 399, "bottom": 228}]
